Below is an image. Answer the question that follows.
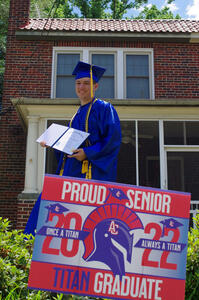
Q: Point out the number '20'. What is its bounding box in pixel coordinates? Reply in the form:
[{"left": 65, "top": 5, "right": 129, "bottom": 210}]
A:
[{"left": 42, "top": 212, "right": 82, "bottom": 257}]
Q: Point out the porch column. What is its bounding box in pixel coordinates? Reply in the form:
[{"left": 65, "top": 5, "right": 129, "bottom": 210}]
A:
[{"left": 23, "top": 116, "right": 39, "bottom": 193}]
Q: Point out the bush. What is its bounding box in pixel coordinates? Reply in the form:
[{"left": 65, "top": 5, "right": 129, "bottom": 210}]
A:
[
  {"left": 0, "top": 217, "right": 65, "bottom": 299},
  {"left": 185, "top": 212, "right": 199, "bottom": 300},
  {"left": 1, "top": 215, "right": 199, "bottom": 300},
  {"left": 0, "top": 217, "right": 94, "bottom": 300}
]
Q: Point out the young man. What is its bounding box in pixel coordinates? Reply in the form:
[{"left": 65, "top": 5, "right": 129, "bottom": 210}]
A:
[
  {"left": 56, "top": 61, "right": 121, "bottom": 181},
  {"left": 24, "top": 61, "right": 121, "bottom": 235}
]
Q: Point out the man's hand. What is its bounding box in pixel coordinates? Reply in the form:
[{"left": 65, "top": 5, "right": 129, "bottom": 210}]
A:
[
  {"left": 40, "top": 141, "right": 49, "bottom": 148},
  {"left": 68, "top": 148, "right": 87, "bottom": 161}
]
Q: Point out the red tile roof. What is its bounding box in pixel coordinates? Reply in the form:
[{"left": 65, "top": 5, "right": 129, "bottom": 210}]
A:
[{"left": 20, "top": 18, "right": 199, "bottom": 33}]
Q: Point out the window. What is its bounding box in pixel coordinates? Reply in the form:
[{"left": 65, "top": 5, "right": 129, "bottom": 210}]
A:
[
  {"left": 52, "top": 47, "right": 154, "bottom": 99},
  {"left": 91, "top": 53, "right": 115, "bottom": 98},
  {"left": 117, "top": 120, "right": 159, "bottom": 187},
  {"left": 56, "top": 53, "right": 80, "bottom": 98},
  {"left": 164, "top": 121, "right": 199, "bottom": 145},
  {"left": 125, "top": 55, "right": 149, "bottom": 99}
]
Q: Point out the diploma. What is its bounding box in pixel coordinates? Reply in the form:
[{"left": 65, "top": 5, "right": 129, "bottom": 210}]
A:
[{"left": 36, "top": 123, "right": 90, "bottom": 155}]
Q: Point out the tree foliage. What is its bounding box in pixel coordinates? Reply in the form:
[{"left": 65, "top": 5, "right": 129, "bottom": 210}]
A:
[
  {"left": 30, "top": 0, "right": 78, "bottom": 18},
  {"left": 0, "top": 0, "right": 180, "bottom": 107},
  {"left": 185, "top": 213, "right": 199, "bottom": 300},
  {"left": 136, "top": 4, "right": 181, "bottom": 19},
  {"left": 30, "top": 0, "right": 179, "bottom": 20}
]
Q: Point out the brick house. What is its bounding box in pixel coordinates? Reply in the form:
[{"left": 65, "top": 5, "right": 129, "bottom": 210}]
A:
[{"left": 1, "top": 0, "right": 199, "bottom": 229}]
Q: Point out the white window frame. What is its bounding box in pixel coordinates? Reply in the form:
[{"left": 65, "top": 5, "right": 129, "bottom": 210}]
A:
[
  {"left": 124, "top": 51, "right": 154, "bottom": 99},
  {"left": 160, "top": 119, "right": 199, "bottom": 226},
  {"left": 51, "top": 49, "right": 83, "bottom": 98},
  {"left": 90, "top": 51, "right": 117, "bottom": 98},
  {"left": 160, "top": 119, "right": 199, "bottom": 189},
  {"left": 51, "top": 47, "right": 154, "bottom": 100}
]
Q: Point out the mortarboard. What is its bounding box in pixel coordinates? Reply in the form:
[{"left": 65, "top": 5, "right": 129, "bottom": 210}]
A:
[
  {"left": 72, "top": 61, "right": 106, "bottom": 83},
  {"left": 104, "top": 187, "right": 129, "bottom": 203},
  {"left": 108, "top": 188, "right": 129, "bottom": 200},
  {"left": 160, "top": 218, "right": 183, "bottom": 237},
  {"left": 45, "top": 203, "right": 69, "bottom": 222}
]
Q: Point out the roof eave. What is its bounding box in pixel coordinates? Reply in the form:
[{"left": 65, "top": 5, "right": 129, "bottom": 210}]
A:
[{"left": 15, "top": 30, "right": 193, "bottom": 42}]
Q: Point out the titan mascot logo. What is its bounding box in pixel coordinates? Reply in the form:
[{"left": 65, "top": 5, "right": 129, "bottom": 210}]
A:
[{"left": 82, "top": 203, "right": 143, "bottom": 277}]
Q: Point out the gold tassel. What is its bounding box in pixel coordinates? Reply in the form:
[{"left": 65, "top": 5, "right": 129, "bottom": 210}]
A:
[
  {"left": 82, "top": 160, "right": 88, "bottom": 174},
  {"left": 82, "top": 160, "right": 92, "bottom": 179},
  {"left": 88, "top": 163, "right": 92, "bottom": 179},
  {"left": 59, "top": 154, "right": 66, "bottom": 176},
  {"left": 90, "top": 65, "right": 94, "bottom": 99}
]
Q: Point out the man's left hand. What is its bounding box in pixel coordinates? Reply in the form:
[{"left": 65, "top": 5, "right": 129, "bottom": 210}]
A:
[{"left": 68, "top": 148, "right": 87, "bottom": 161}]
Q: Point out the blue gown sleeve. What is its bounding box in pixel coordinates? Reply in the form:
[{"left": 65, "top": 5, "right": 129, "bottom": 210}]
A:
[{"left": 83, "top": 102, "right": 121, "bottom": 172}]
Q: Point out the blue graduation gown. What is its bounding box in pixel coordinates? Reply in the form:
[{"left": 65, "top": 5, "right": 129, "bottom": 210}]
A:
[
  {"left": 24, "top": 99, "right": 121, "bottom": 235},
  {"left": 56, "top": 99, "right": 121, "bottom": 181}
]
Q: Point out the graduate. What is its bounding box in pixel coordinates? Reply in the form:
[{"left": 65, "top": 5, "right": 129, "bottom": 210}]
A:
[{"left": 24, "top": 61, "right": 121, "bottom": 235}]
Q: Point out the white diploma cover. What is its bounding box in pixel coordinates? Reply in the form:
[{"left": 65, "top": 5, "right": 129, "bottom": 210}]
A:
[{"left": 36, "top": 123, "right": 90, "bottom": 155}]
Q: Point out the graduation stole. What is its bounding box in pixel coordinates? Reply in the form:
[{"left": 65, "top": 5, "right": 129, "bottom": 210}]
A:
[{"left": 59, "top": 97, "right": 97, "bottom": 179}]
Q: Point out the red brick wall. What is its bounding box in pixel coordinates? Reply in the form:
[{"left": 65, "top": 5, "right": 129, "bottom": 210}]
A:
[
  {"left": 1, "top": 0, "right": 199, "bottom": 228},
  {"left": 154, "top": 43, "right": 199, "bottom": 98},
  {"left": 0, "top": 0, "right": 31, "bottom": 227}
]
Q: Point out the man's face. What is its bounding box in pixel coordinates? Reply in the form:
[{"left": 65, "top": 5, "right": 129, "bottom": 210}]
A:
[{"left": 75, "top": 77, "right": 98, "bottom": 103}]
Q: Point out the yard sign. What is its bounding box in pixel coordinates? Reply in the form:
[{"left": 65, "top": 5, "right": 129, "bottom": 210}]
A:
[{"left": 28, "top": 174, "right": 191, "bottom": 300}]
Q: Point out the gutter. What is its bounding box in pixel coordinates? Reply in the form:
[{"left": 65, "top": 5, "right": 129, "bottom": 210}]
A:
[{"left": 15, "top": 30, "right": 192, "bottom": 43}]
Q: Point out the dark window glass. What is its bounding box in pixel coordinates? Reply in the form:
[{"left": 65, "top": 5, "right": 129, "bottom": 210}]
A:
[
  {"left": 138, "top": 121, "right": 160, "bottom": 188},
  {"left": 126, "top": 55, "right": 149, "bottom": 99},
  {"left": 167, "top": 151, "right": 199, "bottom": 200},
  {"left": 117, "top": 121, "right": 136, "bottom": 185},
  {"left": 164, "top": 121, "right": 199, "bottom": 145},
  {"left": 186, "top": 122, "right": 199, "bottom": 145},
  {"left": 56, "top": 54, "right": 80, "bottom": 98},
  {"left": 92, "top": 54, "right": 114, "bottom": 98},
  {"left": 45, "top": 120, "right": 69, "bottom": 174}
]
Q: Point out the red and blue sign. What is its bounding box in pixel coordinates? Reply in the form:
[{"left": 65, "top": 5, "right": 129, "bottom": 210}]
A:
[{"left": 28, "top": 174, "right": 191, "bottom": 300}]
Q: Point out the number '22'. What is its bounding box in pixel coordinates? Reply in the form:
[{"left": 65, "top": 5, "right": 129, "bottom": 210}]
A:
[{"left": 142, "top": 222, "right": 180, "bottom": 270}]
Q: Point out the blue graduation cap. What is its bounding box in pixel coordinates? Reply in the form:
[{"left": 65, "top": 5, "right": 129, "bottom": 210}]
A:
[
  {"left": 109, "top": 188, "right": 129, "bottom": 200},
  {"left": 160, "top": 218, "right": 183, "bottom": 237},
  {"left": 72, "top": 61, "right": 106, "bottom": 83},
  {"left": 104, "top": 187, "right": 129, "bottom": 203},
  {"left": 45, "top": 203, "right": 69, "bottom": 222}
]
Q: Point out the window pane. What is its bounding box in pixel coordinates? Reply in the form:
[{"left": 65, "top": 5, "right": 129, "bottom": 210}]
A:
[
  {"left": 92, "top": 54, "right": 114, "bottom": 76},
  {"left": 164, "top": 121, "right": 184, "bottom": 145},
  {"left": 127, "top": 78, "right": 149, "bottom": 99},
  {"left": 126, "top": 55, "right": 149, "bottom": 77},
  {"left": 186, "top": 122, "right": 199, "bottom": 145},
  {"left": 56, "top": 53, "right": 80, "bottom": 98},
  {"left": 164, "top": 121, "right": 199, "bottom": 145},
  {"left": 117, "top": 121, "right": 136, "bottom": 185},
  {"left": 46, "top": 120, "right": 69, "bottom": 174},
  {"left": 126, "top": 55, "right": 149, "bottom": 99},
  {"left": 56, "top": 76, "right": 77, "bottom": 98},
  {"left": 167, "top": 152, "right": 199, "bottom": 200},
  {"left": 57, "top": 54, "right": 80, "bottom": 75},
  {"left": 138, "top": 121, "right": 160, "bottom": 188},
  {"left": 92, "top": 54, "right": 114, "bottom": 98},
  {"left": 96, "top": 77, "right": 114, "bottom": 99}
]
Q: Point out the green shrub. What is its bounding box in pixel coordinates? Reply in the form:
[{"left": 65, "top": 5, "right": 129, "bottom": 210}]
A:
[
  {"left": 185, "top": 212, "right": 199, "bottom": 300},
  {"left": 0, "top": 217, "right": 92, "bottom": 300},
  {"left": 0, "top": 217, "right": 62, "bottom": 299},
  {"left": 1, "top": 214, "right": 199, "bottom": 300}
]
